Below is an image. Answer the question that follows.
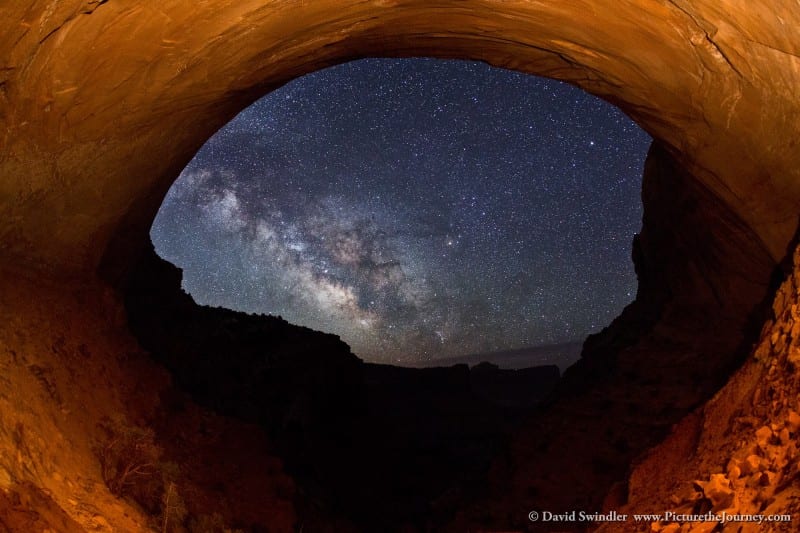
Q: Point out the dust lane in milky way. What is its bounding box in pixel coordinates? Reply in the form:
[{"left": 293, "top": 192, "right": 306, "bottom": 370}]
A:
[{"left": 150, "top": 58, "right": 651, "bottom": 365}]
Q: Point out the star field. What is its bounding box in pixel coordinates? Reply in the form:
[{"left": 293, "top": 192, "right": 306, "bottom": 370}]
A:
[{"left": 151, "top": 58, "right": 652, "bottom": 366}]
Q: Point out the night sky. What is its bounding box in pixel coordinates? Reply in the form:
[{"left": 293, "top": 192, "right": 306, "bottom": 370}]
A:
[{"left": 151, "top": 58, "right": 651, "bottom": 366}]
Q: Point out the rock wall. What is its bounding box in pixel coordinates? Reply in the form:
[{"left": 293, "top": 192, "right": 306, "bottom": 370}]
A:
[
  {"left": 598, "top": 240, "right": 800, "bottom": 533},
  {"left": 2, "top": 1, "right": 800, "bottom": 531},
  {"left": 0, "top": 1, "right": 799, "bottom": 277},
  {"left": 0, "top": 266, "right": 297, "bottom": 532}
]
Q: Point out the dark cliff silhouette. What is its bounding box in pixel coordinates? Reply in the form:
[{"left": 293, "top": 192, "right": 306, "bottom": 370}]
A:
[{"left": 124, "top": 245, "right": 561, "bottom": 531}]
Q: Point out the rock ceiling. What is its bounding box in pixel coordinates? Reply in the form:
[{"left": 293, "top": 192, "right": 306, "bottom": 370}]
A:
[{"left": 1, "top": 0, "right": 799, "bottom": 277}]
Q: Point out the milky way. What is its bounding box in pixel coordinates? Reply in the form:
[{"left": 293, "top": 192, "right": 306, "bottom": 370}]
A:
[{"left": 151, "top": 58, "right": 652, "bottom": 365}]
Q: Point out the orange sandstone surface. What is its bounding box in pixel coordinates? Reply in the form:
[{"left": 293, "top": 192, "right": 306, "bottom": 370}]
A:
[{"left": 2, "top": 1, "right": 800, "bottom": 531}]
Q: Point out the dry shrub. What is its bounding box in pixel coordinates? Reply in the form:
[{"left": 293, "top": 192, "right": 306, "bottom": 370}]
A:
[
  {"left": 95, "top": 417, "right": 159, "bottom": 492},
  {"left": 94, "top": 416, "right": 166, "bottom": 513}
]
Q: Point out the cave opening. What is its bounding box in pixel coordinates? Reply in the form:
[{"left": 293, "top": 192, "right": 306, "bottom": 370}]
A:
[
  {"left": 149, "top": 57, "right": 651, "bottom": 371},
  {"left": 3, "top": 2, "right": 798, "bottom": 532},
  {"left": 125, "top": 56, "right": 781, "bottom": 530},
  {"left": 125, "top": 57, "right": 660, "bottom": 530}
]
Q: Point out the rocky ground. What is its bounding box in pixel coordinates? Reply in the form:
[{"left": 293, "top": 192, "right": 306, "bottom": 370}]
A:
[{"left": 596, "top": 246, "right": 800, "bottom": 533}]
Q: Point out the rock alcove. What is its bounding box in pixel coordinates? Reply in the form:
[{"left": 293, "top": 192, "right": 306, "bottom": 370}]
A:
[{"left": 1, "top": 1, "right": 800, "bottom": 532}]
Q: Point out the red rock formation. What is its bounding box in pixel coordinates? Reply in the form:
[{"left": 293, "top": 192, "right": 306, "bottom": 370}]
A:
[
  {"left": 0, "top": 265, "right": 298, "bottom": 532},
  {"left": 598, "top": 242, "right": 800, "bottom": 533},
  {"left": 1, "top": 1, "right": 800, "bottom": 531},
  {"left": 1, "top": 1, "right": 798, "bottom": 276}
]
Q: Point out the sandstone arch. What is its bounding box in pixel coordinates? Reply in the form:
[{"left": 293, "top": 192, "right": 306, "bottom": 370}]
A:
[
  {"left": 1, "top": 1, "right": 799, "bottom": 277},
  {"left": 2, "top": 1, "right": 800, "bottom": 531}
]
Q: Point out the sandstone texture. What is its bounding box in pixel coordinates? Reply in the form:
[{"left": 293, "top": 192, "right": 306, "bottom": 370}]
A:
[
  {"left": 0, "top": 266, "right": 297, "bottom": 532},
  {"left": 597, "top": 243, "right": 800, "bottom": 533},
  {"left": 0, "top": 0, "right": 798, "bottom": 276},
  {"left": 2, "top": 1, "right": 800, "bottom": 532}
]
